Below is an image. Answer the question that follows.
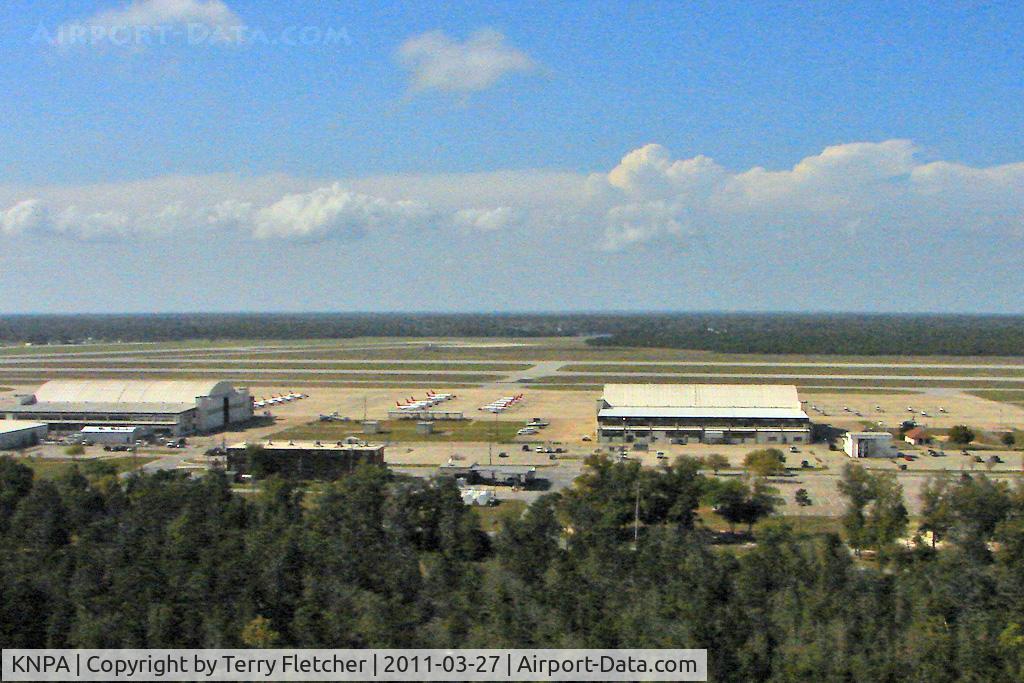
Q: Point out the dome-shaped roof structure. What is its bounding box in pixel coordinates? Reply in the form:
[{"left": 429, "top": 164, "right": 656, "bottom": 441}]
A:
[{"left": 34, "top": 379, "right": 234, "bottom": 406}]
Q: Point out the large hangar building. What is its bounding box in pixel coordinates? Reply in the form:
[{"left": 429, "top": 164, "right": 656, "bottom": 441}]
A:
[
  {"left": 2, "top": 379, "right": 253, "bottom": 436},
  {"left": 597, "top": 384, "right": 812, "bottom": 445}
]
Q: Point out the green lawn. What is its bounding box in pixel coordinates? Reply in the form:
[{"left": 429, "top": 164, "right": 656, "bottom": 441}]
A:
[
  {"left": 4, "top": 455, "right": 158, "bottom": 479},
  {"left": 967, "top": 390, "right": 1024, "bottom": 407},
  {"left": 271, "top": 418, "right": 528, "bottom": 443},
  {"left": 529, "top": 375, "right": 1024, "bottom": 390},
  {"left": 0, "top": 371, "right": 504, "bottom": 385},
  {"left": 698, "top": 509, "right": 845, "bottom": 538},
  {"left": 471, "top": 499, "right": 528, "bottom": 532},
  {"left": 23, "top": 360, "right": 531, "bottom": 372},
  {"left": 561, "top": 363, "right": 1024, "bottom": 377}
]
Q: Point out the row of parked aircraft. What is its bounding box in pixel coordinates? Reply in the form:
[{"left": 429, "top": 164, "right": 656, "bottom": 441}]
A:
[
  {"left": 254, "top": 392, "right": 307, "bottom": 409},
  {"left": 478, "top": 394, "right": 524, "bottom": 413},
  {"left": 394, "top": 390, "right": 457, "bottom": 412}
]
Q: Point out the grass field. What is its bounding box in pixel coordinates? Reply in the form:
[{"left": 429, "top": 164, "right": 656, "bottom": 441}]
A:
[
  {"left": 698, "top": 509, "right": 845, "bottom": 538},
  {"left": 561, "top": 363, "right": 1024, "bottom": 377},
  {"left": 4, "top": 455, "right": 158, "bottom": 479},
  {"left": 471, "top": 499, "right": 528, "bottom": 532},
  {"left": 0, "top": 371, "right": 505, "bottom": 384},
  {"left": 4, "top": 336, "right": 1024, "bottom": 394},
  {"left": 528, "top": 375, "right": 1024, "bottom": 389},
  {"left": 19, "top": 360, "right": 531, "bottom": 372},
  {"left": 271, "top": 418, "right": 527, "bottom": 443},
  {"left": 968, "top": 390, "right": 1024, "bottom": 407}
]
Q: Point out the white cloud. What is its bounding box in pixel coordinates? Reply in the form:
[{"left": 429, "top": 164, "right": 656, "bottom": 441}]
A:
[
  {"left": 252, "top": 184, "right": 432, "bottom": 241},
  {"left": 1, "top": 199, "right": 50, "bottom": 236},
  {"left": 397, "top": 29, "right": 536, "bottom": 94},
  {"left": 53, "top": 0, "right": 244, "bottom": 49},
  {"left": 590, "top": 139, "right": 1024, "bottom": 248},
  {"left": 2, "top": 140, "right": 1022, "bottom": 250},
  {"left": 453, "top": 206, "right": 517, "bottom": 232}
]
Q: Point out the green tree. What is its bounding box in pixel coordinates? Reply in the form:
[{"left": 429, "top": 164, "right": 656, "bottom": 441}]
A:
[
  {"left": 704, "top": 453, "right": 729, "bottom": 474},
  {"left": 0, "top": 456, "right": 34, "bottom": 533},
  {"left": 708, "top": 478, "right": 780, "bottom": 534},
  {"left": 497, "top": 494, "right": 562, "bottom": 584},
  {"left": 918, "top": 475, "right": 954, "bottom": 547},
  {"left": 241, "top": 616, "right": 281, "bottom": 647},
  {"left": 743, "top": 448, "right": 786, "bottom": 477},
  {"left": 838, "top": 464, "right": 908, "bottom": 555},
  {"left": 1001, "top": 432, "right": 1016, "bottom": 447},
  {"left": 948, "top": 424, "right": 975, "bottom": 444},
  {"left": 865, "top": 472, "right": 908, "bottom": 553},
  {"left": 837, "top": 463, "right": 874, "bottom": 555}
]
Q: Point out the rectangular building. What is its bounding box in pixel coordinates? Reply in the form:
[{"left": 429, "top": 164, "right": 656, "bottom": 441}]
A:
[
  {"left": 3, "top": 380, "right": 253, "bottom": 436},
  {"left": 79, "top": 425, "right": 149, "bottom": 445},
  {"left": 597, "top": 384, "right": 812, "bottom": 445},
  {"left": 0, "top": 420, "right": 48, "bottom": 450},
  {"left": 843, "top": 432, "right": 897, "bottom": 458},
  {"left": 438, "top": 462, "right": 537, "bottom": 487},
  {"left": 226, "top": 440, "right": 385, "bottom": 480}
]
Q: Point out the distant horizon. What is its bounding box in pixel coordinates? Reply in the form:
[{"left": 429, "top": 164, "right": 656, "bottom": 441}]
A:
[{"left": 3, "top": 310, "right": 1024, "bottom": 318}]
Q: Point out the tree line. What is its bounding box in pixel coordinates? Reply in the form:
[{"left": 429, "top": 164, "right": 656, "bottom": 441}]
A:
[
  {"left": 0, "top": 454, "right": 1022, "bottom": 681},
  {"left": 2, "top": 313, "right": 1023, "bottom": 356}
]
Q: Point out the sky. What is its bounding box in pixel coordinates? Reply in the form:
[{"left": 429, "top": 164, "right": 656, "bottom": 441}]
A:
[{"left": 1, "top": 0, "right": 1022, "bottom": 314}]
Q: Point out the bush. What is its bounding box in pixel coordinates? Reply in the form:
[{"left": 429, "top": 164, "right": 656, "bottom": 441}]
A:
[
  {"left": 704, "top": 453, "right": 729, "bottom": 474},
  {"left": 64, "top": 444, "right": 85, "bottom": 456},
  {"left": 1001, "top": 432, "right": 1016, "bottom": 447},
  {"left": 743, "top": 448, "right": 786, "bottom": 477},
  {"left": 947, "top": 425, "right": 975, "bottom": 444},
  {"left": 795, "top": 488, "right": 812, "bottom": 506}
]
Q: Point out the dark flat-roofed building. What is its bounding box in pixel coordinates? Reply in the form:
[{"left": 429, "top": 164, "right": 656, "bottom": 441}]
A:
[
  {"left": 597, "top": 383, "right": 812, "bottom": 445},
  {"left": 227, "top": 439, "right": 385, "bottom": 480}
]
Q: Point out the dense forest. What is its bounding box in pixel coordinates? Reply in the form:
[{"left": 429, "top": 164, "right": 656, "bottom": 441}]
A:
[
  {"left": 1, "top": 455, "right": 1022, "bottom": 681},
  {"left": 2, "top": 312, "right": 1024, "bottom": 356}
]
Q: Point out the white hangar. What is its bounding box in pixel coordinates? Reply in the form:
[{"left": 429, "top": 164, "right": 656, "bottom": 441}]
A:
[{"left": 597, "top": 383, "right": 812, "bottom": 445}]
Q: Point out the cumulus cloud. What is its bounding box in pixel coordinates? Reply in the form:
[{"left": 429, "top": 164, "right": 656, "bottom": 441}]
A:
[
  {"left": 452, "top": 206, "right": 518, "bottom": 232},
  {"left": 2, "top": 140, "right": 1023, "bottom": 249},
  {"left": 590, "top": 140, "right": 1024, "bottom": 248},
  {"left": 1, "top": 199, "right": 50, "bottom": 236},
  {"left": 396, "top": 29, "right": 536, "bottom": 95},
  {"left": 52, "top": 0, "right": 244, "bottom": 49},
  {"left": 252, "top": 184, "right": 433, "bottom": 241}
]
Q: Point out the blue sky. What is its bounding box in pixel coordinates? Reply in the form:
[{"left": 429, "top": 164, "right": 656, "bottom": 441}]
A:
[{"left": 1, "top": 1, "right": 1022, "bottom": 313}]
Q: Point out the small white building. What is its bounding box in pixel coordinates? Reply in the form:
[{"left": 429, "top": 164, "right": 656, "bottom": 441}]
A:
[
  {"left": 0, "top": 420, "right": 48, "bottom": 450},
  {"left": 843, "top": 431, "right": 897, "bottom": 458},
  {"left": 461, "top": 489, "right": 496, "bottom": 506},
  {"left": 79, "top": 425, "right": 149, "bottom": 445}
]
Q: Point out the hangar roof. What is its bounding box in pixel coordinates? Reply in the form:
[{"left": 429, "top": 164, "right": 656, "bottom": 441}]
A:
[
  {"left": 598, "top": 407, "right": 809, "bottom": 420},
  {"left": 0, "top": 420, "right": 48, "bottom": 434},
  {"left": 33, "top": 379, "right": 235, "bottom": 406},
  {"left": 5, "top": 402, "right": 194, "bottom": 415},
  {"left": 602, "top": 384, "right": 803, "bottom": 410}
]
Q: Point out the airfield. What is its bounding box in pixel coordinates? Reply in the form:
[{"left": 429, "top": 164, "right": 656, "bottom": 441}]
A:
[{"left": 2, "top": 337, "right": 1022, "bottom": 518}]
